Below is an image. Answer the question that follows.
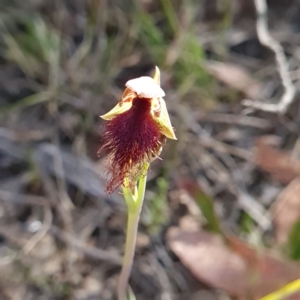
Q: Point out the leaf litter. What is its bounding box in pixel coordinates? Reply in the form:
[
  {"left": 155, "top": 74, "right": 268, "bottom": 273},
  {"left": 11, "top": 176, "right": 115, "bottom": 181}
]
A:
[{"left": 2, "top": 1, "right": 300, "bottom": 299}]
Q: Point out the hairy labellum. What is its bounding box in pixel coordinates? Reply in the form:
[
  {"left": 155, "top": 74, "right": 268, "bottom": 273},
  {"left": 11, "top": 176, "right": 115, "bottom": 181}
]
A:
[{"left": 100, "top": 97, "right": 163, "bottom": 194}]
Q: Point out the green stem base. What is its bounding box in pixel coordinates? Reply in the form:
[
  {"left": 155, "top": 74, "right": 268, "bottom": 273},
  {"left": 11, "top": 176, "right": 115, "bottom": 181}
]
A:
[{"left": 117, "top": 165, "right": 148, "bottom": 300}]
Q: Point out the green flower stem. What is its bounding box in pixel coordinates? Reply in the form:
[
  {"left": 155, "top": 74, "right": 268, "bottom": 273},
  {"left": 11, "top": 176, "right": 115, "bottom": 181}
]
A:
[{"left": 117, "top": 164, "right": 149, "bottom": 300}]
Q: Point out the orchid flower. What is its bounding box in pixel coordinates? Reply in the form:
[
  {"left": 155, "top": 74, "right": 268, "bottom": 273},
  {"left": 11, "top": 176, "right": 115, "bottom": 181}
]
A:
[
  {"left": 98, "top": 66, "right": 176, "bottom": 194},
  {"left": 98, "top": 67, "right": 176, "bottom": 300}
]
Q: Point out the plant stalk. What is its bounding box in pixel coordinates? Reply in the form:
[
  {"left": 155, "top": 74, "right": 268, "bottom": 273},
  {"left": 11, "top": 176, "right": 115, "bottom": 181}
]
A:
[{"left": 117, "top": 167, "right": 148, "bottom": 300}]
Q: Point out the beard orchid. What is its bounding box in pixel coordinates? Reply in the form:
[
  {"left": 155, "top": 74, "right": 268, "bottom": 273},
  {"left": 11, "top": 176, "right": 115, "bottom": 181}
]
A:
[{"left": 98, "top": 67, "right": 176, "bottom": 194}]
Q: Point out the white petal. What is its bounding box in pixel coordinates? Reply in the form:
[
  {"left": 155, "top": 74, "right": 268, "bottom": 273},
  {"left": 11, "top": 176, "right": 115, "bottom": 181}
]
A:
[{"left": 126, "top": 76, "right": 165, "bottom": 98}]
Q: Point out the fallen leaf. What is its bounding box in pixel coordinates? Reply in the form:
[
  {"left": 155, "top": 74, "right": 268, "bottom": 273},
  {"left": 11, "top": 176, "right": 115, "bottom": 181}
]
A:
[
  {"left": 255, "top": 136, "right": 300, "bottom": 184},
  {"left": 167, "top": 227, "right": 247, "bottom": 297},
  {"left": 167, "top": 226, "right": 300, "bottom": 299},
  {"left": 228, "top": 236, "right": 300, "bottom": 298},
  {"left": 273, "top": 177, "right": 300, "bottom": 245}
]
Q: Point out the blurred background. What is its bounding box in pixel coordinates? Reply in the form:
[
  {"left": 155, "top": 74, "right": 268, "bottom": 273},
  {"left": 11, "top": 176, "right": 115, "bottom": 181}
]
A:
[{"left": 1, "top": 0, "right": 300, "bottom": 299}]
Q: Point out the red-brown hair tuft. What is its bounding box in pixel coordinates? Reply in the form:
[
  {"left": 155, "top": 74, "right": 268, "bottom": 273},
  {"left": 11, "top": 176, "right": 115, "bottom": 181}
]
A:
[{"left": 99, "top": 97, "right": 163, "bottom": 194}]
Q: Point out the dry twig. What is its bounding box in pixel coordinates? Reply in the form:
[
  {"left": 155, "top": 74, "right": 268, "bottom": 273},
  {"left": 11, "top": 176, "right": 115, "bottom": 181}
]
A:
[
  {"left": 242, "top": 0, "right": 296, "bottom": 113},
  {"left": 0, "top": 190, "right": 48, "bottom": 206},
  {"left": 196, "top": 113, "right": 271, "bottom": 129},
  {"left": 49, "top": 225, "right": 122, "bottom": 265}
]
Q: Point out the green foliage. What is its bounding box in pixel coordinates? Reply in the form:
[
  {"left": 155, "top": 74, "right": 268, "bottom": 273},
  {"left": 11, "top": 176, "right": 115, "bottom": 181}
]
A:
[
  {"left": 3, "top": 16, "right": 61, "bottom": 79},
  {"left": 127, "top": 288, "right": 137, "bottom": 300},
  {"left": 0, "top": 90, "right": 55, "bottom": 113},
  {"left": 145, "top": 176, "right": 169, "bottom": 235},
  {"left": 135, "top": 11, "right": 167, "bottom": 65},
  {"left": 133, "top": 0, "right": 213, "bottom": 102},
  {"left": 286, "top": 219, "right": 300, "bottom": 260},
  {"left": 173, "top": 33, "right": 212, "bottom": 97},
  {"left": 192, "top": 186, "right": 221, "bottom": 234},
  {"left": 160, "top": 0, "right": 179, "bottom": 36},
  {"left": 240, "top": 212, "right": 256, "bottom": 235},
  {"left": 1, "top": 1, "right": 215, "bottom": 114}
]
